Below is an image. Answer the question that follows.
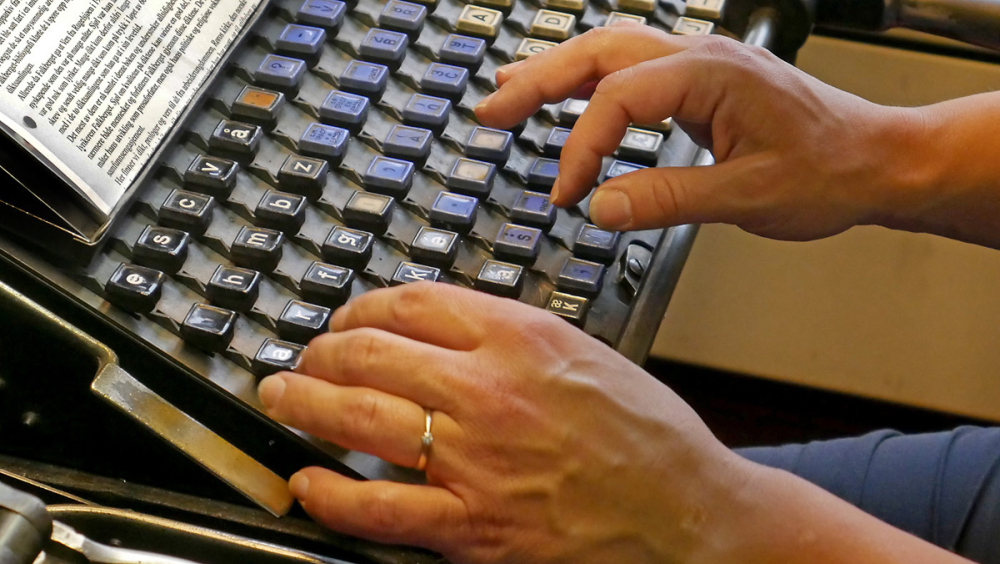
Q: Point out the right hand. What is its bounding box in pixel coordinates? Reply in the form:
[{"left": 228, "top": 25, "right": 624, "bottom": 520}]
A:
[{"left": 474, "top": 25, "right": 931, "bottom": 242}]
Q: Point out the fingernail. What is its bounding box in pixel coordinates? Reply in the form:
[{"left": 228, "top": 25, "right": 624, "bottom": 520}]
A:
[
  {"left": 590, "top": 190, "right": 632, "bottom": 229},
  {"left": 289, "top": 472, "right": 310, "bottom": 500},
  {"left": 258, "top": 375, "right": 287, "bottom": 409},
  {"left": 474, "top": 93, "right": 495, "bottom": 113},
  {"left": 550, "top": 178, "right": 560, "bottom": 204}
]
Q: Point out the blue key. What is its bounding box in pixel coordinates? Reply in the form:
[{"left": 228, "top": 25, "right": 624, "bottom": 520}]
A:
[
  {"left": 466, "top": 127, "right": 512, "bottom": 164},
  {"left": 574, "top": 224, "right": 620, "bottom": 263},
  {"left": 421, "top": 63, "right": 468, "bottom": 100},
  {"left": 319, "top": 91, "right": 369, "bottom": 133},
  {"left": 494, "top": 223, "right": 542, "bottom": 264},
  {"left": 340, "top": 60, "right": 389, "bottom": 99},
  {"left": 299, "top": 123, "right": 349, "bottom": 162},
  {"left": 557, "top": 257, "right": 605, "bottom": 296},
  {"left": 383, "top": 125, "right": 433, "bottom": 161},
  {"left": 544, "top": 127, "right": 571, "bottom": 157},
  {"left": 379, "top": 0, "right": 427, "bottom": 35},
  {"left": 402, "top": 93, "right": 450, "bottom": 133},
  {"left": 276, "top": 24, "right": 326, "bottom": 57},
  {"left": 296, "top": 0, "right": 346, "bottom": 31},
  {"left": 603, "top": 159, "right": 646, "bottom": 182},
  {"left": 430, "top": 191, "right": 477, "bottom": 232},
  {"left": 438, "top": 34, "right": 486, "bottom": 67},
  {"left": 255, "top": 54, "right": 306, "bottom": 92},
  {"left": 392, "top": 262, "right": 441, "bottom": 285},
  {"left": 510, "top": 190, "right": 556, "bottom": 230},
  {"left": 527, "top": 158, "right": 560, "bottom": 190},
  {"left": 447, "top": 157, "right": 495, "bottom": 197},
  {"left": 359, "top": 28, "right": 409, "bottom": 66},
  {"left": 364, "top": 156, "right": 414, "bottom": 197}
]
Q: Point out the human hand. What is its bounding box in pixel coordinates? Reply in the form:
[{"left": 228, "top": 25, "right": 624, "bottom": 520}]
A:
[
  {"left": 257, "top": 282, "right": 755, "bottom": 564},
  {"left": 475, "top": 25, "right": 930, "bottom": 241}
]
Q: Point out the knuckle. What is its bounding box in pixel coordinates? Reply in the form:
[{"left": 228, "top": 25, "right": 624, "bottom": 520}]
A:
[
  {"left": 388, "top": 282, "right": 435, "bottom": 327},
  {"left": 341, "top": 391, "right": 383, "bottom": 440},
  {"left": 338, "top": 328, "right": 383, "bottom": 376},
  {"left": 595, "top": 65, "right": 637, "bottom": 96},
  {"left": 649, "top": 171, "right": 687, "bottom": 220}
]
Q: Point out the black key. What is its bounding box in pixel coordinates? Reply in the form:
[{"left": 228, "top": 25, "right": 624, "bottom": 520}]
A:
[
  {"left": 255, "top": 54, "right": 307, "bottom": 92},
  {"left": 296, "top": 0, "right": 346, "bottom": 31},
  {"left": 446, "top": 158, "right": 495, "bottom": 197},
  {"left": 438, "top": 34, "right": 486, "bottom": 67},
  {"left": 465, "top": 127, "right": 512, "bottom": 164},
  {"left": 344, "top": 191, "right": 395, "bottom": 232},
  {"left": 252, "top": 339, "right": 306, "bottom": 376},
  {"left": 410, "top": 226, "right": 458, "bottom": 267},
  {"left": 276, "top": 24, "right": 327, "bottom": 58},
  {"left": 574, "top": 223, "right": 620, "bottom": 263},
  {"left": 557, "top": 257, "right": 605, "bottom": 296},
  {"left": 546, "top": 291, "right": 589, "bottom": 327},
  {"left": 383, "top": 125, "right": 432, "bottom": 161},
  {"left": 322, "top": 226, "right": 374, "bottom": 267},
  {"left": 603, "top": 159, "right": 646, "bottom": 182},
  {"left": 379, "top": 0, "right": 427, "bottom": 36},
  {"left": 402, "top": 93, "right": 450, "bottom": 133},
  {"left": 510, "top": 191, "right": 556, "bottom": 230},
  {"left": 301, "top": 262, "right": 355, "bottom": 305},
  {"left": 105, "top": 264, "right": 164, "bottom": 314},
  {"left": 278, "top": 155, "right": 329, "bottom": 200},
  {"left": 359, "top": 28, "right": 409, "bottom": 66},
  {"left": 429, "top": 191, "right": 477, "bottom": 232},
  {"left": 160, "top": 190, "right": 215, "bottom": 235},
  {"left": 232, "top": 226, "right": 285, "bottom": 272},
  {"left": 299, "top": 122, "right": 350, "bottom": 162},
  {"left": 391, "top": 262, "right": 441, "bottom": 285},
  {"left": 364, "top": 156, "right": 414, "bottom": 197},
  {"left": 493, "top": 223, "right": 542, "bottom": 263},
  {"left": 255, "top": 190, "right": 307, "bottom": 233},
  {"left": 231, "top": 86, "right": 285, "bottom": 128},
  {"left": 527, "top": 157, "right": 559, "bottom": 190},
  {"left": 207, "top": 265, "right": 261, "bottom": 311},
  {"left": 209, "top": 120, "right": 262, "bottom": 158},
  {"left": 181, "top": 304, "right": 237, "bottom": 353},
  {"left": 421, "top": 62, "right": 468, "bottom": 100},
  {"left": 544, "top": 127, "right": 571, "bottom": 157},
  {"left": 340, "top": 60, "right": 389, "bottom": 100},
  {"left": 474, "top": 259, "right": 524, "bottom": 298},
  {"left": 319, "top": 91, "right": 369, "bottom": 133},
  {"left": 278, "top": 300, "right": 332, "bottom": 343},
  {"left": 133, "top": 226, "right": 190, "bottom": 274}
]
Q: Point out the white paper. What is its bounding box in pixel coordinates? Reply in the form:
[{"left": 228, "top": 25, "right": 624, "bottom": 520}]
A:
[{"left": 0, "top": 0, "right": 264, "bottom": 219}]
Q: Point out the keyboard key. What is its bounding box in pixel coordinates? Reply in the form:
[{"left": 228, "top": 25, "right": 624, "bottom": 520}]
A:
[
  {"left": 421, "top": 63, "right": 468, "bottom": 100},
  {"left": 359, "top": 28, "right": 409, "bottom": 66},
  {"left": 510, "top": 191, "right": 556, "bottom": 229},
  {"left": 685, "top": 0, "right": 724, "bottom": 19},
  {"left": 619, "top": 0, "right": 656, "bottom": 12},
  {"left": 402, "top": 94, "right": 450, "bottom": 133},
  {"left": 364, "top": 156, "right": 414, "bottom": 197},
  {"left": 527, "top": 157, "right": 559, "bottom": 190},
  {"left": 574, "top": 224, "right": 620, "bottom": 262},
  {"left": 184, "top": 155, "right": 238, "bottom": 197},
  {"left": 255, "top": 190, "right": 307, "bottom": 233},
  {"left": 546, "top": 291, "right": 589, "bottom": 327},
  {"left": 438, "top": 34, "right": 486, "bottom": 67},
  {"left": 429, "top": 191, "right": 477, "bottom": 232},
  {"left": 391, "top": 262, "right": 441, "bottom": 285},
  {"left": 383, "top": 125, "right": 433, "bottom": 161},
  {"left": 255, "top": 54, "right": 307, "bottom": 92},
  {"left": 476, "top": 0, "right": 514, "bottom": 11},
  {"left": 559, "top": 99, "right": 588, "bottom": 126},
  {"left": 515, "top": 37, "right": 556, "bottom": 61},
  {"left": 134, "top": 226, "right": 190, "bottom": 274},
  {"left": 344, "top": 191, "right": 395, "bottom": 232},
  {"left": 530, "top": 10, "right": 576, "bottom": 41},
  {"left": 618, "top": 127, "right": 663, "bottom": 163},
  {"left": 278, "top": 300, "right": 332, "bottom": 343},
  {"left": 604, "top": 159, "right": 646, "bottom": 181},
  {"left": 379, "top": 0, "right": 427, "bottom": 35},
  {"left": 276, "top": 24, "right": 327, "bottom": 57},
  {"left": 541, "top": 0, "right": 587, "bottom": 14},
  {"left": 301, "top": 262, "right": 355, "bottom": 304},
  {"left": 299, "top": 122, "right": 350, "bottom": 162},
  {"left": 543, "top": 127, "right": 571, "bottom": 157},
  {"left": 340, "top": 60, "right": 389, "bottom": 99},
  {"left": 105, "top": 264, "right": 164, "bottom": 314},
  {"left": 323, "top": 226, "right": 374, "bottom": 267},
  {"left": 296, "top": 0, "right": 347, "bottom": 31},
  {"left": 209, "top": 120, "right": 262, "bottom": 158},
  {"left": 494, "top": 223, "right": 542, "bottom": 263},
  {"left": 636, "top": 117, "right": 673, "bottom": 134},
  {"left": 181, "top": 304, "right": 237, "bottom": 353},
  {"left": 410, "top": 226, "right": 459, "bottom": 266},
  {"left": 474, "top": 259, "right": 524, "bottom": 297},
  {"left": 446, "top": 158, "right": 495, "bottom": 197},
  {"left": 208, "top": 265, "right": 262, "bottom": 311},
  {"left": 604, "top": 11, "right": 647, "bottom": 25},
  {"left": 231, "top": 86, "right": 285, "bottom": 126},
  {"left": 232, "top": 226, "right": 285, "bottom": 272},
  {"left": 160, "top": 190, "right": 215, "bottom": 235},
  {"left": 278, "top": 155, "right": 329, "bottom": 199},
  {"left": 672, "top": 16, "right": 714, "bottom": 35},
  {"left": 319, "top": 91, "right": 369, "bottom": 133},
  {"left": 253, "top": 339, "right": 306, "bottom": 376},
  {"left": 557, "top": 257, "right": 605, "bottom": 296},
  {"left": 465, "top": 127, "right": 512, "bottom": 164},
  {"left": 456, "top": 5, "right": 503, "bottom": 40}
]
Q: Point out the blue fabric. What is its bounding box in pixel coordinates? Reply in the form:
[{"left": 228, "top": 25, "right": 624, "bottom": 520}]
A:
[{"left": 737, "top": 427, "right": 1000, "bottom": 563}]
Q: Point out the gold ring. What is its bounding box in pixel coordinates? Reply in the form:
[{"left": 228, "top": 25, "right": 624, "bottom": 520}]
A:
[{"left": 416, "top": 408, "right": 434, "bottom": 472}]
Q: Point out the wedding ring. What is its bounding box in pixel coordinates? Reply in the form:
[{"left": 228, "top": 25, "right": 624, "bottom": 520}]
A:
[{"left": 416, "top": 408, "right": 434, "bottom": 471}]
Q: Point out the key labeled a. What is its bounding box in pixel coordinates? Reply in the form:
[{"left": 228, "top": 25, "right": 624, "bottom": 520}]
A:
[{"left": 456, "top": 4, "right": 503, "bottom": 40}]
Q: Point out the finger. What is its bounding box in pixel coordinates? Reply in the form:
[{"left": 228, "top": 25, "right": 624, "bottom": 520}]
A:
[
  {"left": 328, "top": 282, "right": 493, "bottom": 350},
  {"left": 475, "top": 25, "right": 686, "bottom": 129},
  {"left": 290, "top": 468, "right": 468, "bottom": 551},
  {"left": 297, "top": 327, "right": 468, "bottom": 411},
  {"left": 259, "top": 373, "right": 457, "bottom": 467}
]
